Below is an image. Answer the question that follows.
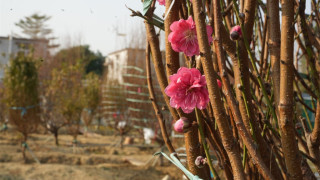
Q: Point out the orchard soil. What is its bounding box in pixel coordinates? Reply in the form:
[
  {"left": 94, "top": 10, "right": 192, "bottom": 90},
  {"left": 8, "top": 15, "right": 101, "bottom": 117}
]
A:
[{"left": 0, "top": 128, "right": 182, "bottom": 180}]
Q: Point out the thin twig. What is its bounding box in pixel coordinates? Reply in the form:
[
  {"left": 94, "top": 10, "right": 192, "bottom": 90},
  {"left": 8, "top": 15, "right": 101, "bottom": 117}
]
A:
[{"left": 145, "top": 42, "right": 176, "bottom": 155}]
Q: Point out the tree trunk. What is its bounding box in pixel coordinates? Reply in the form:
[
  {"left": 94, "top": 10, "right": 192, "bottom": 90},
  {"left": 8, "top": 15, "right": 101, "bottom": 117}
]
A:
[
  {"left": 267, "top": 0, "right": 281, "bottom": 115},
  {"left": 54, "top": 129, "right": 59, "bottom": 146},
  {"left": 279, "top": 0, "right": 303, "bottom": 179},
  {"left": 120, "top": 134, "right": 124, "bottom": 149},
  {"left": 21, "top": 135, "right": 28, "bottom": 163}
]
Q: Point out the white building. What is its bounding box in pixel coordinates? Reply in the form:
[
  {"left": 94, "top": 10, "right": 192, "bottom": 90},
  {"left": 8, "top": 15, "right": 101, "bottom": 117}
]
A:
[
  {"left": 0, "top": 36, "right": 48, "bottom": 80},
  {"left": 102, "top": 48, "right": 185, "bottom": 125},
  {"left": 104, "top": 48, "right": 146, "bottom": 84},
  {"left": 104, "top": 48, "right": 186, "bottom": 85}
]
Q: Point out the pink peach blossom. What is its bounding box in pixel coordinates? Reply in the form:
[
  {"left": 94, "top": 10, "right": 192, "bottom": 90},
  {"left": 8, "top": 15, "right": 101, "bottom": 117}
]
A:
[
  {"left": 230, "top": 25, "right": 242, "bottom": 40},
  {"left": 173, "top": 117, "right": 191, "bottom": 133},
  {"left": 165, "top": 67, "right": 209, "bottom": 113},
  {"left": 168, "top": 16, "right": 213, "bottom": 57},
  {"left": 157, "top": 0, "right": 165, "bottom": 5}
]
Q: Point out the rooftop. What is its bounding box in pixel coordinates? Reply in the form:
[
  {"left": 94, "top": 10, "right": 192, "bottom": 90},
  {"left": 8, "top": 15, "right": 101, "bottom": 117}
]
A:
[
  {"left": 0, "top": 36, "right": 49, "bottom": 43},
  {"left": 107, "top": 48, "right": 145, "bottom": 56}
]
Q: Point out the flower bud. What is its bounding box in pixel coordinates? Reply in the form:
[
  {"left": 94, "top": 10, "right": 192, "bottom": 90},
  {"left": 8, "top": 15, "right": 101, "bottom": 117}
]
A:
[
  {"left": 295, "top": 122, "right": 302, "bottom": 130},
  {"left": 217, "top": 79, "right": 222, "bottom": 89},
  {"left": 173, "top": 117, "right": 192, "bottom": 133},
  {"left": 230, "top": 25, "right": 242, "bottom": 41},
  {"left": 195, "top": 156, "right": 206, "bottom": 168},
  {"left": 239, "top": 13, "right": 245, "bottom": 20}
]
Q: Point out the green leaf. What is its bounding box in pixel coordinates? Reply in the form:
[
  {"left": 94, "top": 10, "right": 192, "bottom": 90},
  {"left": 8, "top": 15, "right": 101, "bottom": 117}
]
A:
[
  {"left": 299, "top": 72, "right": 309, "bottom": 80},
  {"left": 154, "top": 152, "right": 203, "bottom": 180},
  {"left": 153, "top": 14, "right": 164, "bottom": 23},
  {"left": 142, "top": 0, "right": 153, "bottom": 15}
]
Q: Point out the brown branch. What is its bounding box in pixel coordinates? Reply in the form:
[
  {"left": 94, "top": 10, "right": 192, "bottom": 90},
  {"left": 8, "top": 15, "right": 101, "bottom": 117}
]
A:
[
  {"left": 212, "top": 1, "right": 275, "bottom": 178},
  {"left": 221, "top": 1, "right": 283, "bottom": 178},
  {"left": 163, "top": 1, "right": 210, "bottom": 178},
  {"left": 201, "top": 109, "right": 234, "bottom": 179},
  {"left": 306, "top": 22, "right": 320, "bottom": 51},
  {"left": 192, "top": 0, "right": 246, "bottom": 179},
  {"left": 165, "top": 0, "right": 181, "bottom": 78},
  {"left": 298, "top": 0, "right": 320, "bottom": 96},
  {"left": 279, "top": 0, "right": 303, "bottom": 178},
  {"left": 145, "top": 20, "right": 210, "bottom": 178},
  {"left": 146, "top": 42, "right": 176, "bottom": 155},
  {"left": 267, "top": 0, "right": 281, "bottom": 113},
  {"left": 203, "top": 118, "right": 234, "bottom": 180},
  {"left": 311, "top": 0, "right": 320, "bottom": 30},
  {"left": 295, "top": 129, "right": 309, "bottom": 155},
  {"left": 180, "top": 0, "right": 188, "bottom": 19},
  {"left": 295, "top": 96, "right": 316, "bottom": 114},
  {"left": 293, "top": 67, "right": 317, "bottom": 99},
  {"left": 144, "top": 17, "right": 179, "bottom": 121},
  {"left": 206, "top": 133, "right": 234, "bottom": 180},
  {"left": 311, "top": 101, "right": 320, "bottom": 149},
  {"left": 215, "top": 38, "right": 275, "bottom": 179},
  {"left": 243, "top": 0, "right": 256, "bottom": 42},
  {"left": 222, "top": 1, "right": 233, "bottom": 17},
  {"left": 259, "top": 14, "right": 268, "bottom": 78},
  {"left": 300, "top": 158, "right": 317, "bottom": 180},
  {"left": 306, "top": 102, "right": 320, "bottom": 173}
]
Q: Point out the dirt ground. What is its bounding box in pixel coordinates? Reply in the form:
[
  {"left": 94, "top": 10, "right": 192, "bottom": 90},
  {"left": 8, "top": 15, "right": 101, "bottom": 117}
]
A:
[{"left": 0, "top": 129, "right": 183, "bottom": 180}]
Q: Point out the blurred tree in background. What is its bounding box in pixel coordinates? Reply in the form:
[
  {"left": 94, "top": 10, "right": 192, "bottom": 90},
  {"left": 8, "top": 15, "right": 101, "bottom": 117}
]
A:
[
  {"left": 40, "top": 60, "right": 66, "bottom": 146},
  {"left": 15, "top": 13, "right": 59, "bottom": 51},
  {"left": 53, "top": 62, "right": 84, "bottom": 146},
  {"left": 85, "top": 51, "right": 104, "bottom": 76},
  {"left": 3, "top": 50, "right": 40, "bottom": 162},
  {"left": 15, "top": 13, "right": 52, "bottom": 39},
  {"left": 46, "top": 45, "right": 103, "bottom": 146},
  {"left": 0, "top": 84, "right": 6, "bottom": 126},
  {"left": 54, "top": 45, "right": 104, "bottom": 76},
  {"left": 82, "top": 72, "right": 101, "bottom": 132}
]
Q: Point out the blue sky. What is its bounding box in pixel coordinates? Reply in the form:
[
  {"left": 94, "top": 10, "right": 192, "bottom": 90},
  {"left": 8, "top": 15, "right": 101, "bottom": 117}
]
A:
[{"left": 0, "top": 0, "right": 165, "bottom": 56}]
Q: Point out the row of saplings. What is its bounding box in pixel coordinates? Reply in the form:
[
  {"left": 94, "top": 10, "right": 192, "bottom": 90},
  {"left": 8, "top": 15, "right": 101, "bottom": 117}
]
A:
[{"left": 0, "top": 51, "right": 101, "bottom": 162}]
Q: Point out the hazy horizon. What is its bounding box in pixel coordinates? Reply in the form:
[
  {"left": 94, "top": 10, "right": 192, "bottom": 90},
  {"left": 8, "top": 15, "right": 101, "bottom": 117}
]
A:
[{"left": 0, "top": 0, "right": 166, "bottom": 56}]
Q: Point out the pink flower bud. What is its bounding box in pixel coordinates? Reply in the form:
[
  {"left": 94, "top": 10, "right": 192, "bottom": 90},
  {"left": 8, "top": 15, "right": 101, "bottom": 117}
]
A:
[
  {"left": 195, "top": 156, "right": 206, "bottom": 168},
  {"left": 173, "top": 117, "right": 191, "bottom": 133},
  {"left": 230, "top": 25, "right": 242, "bottom": 41},
  {"left": 217, "top": 79, "right": 222, "bottom": 89},
  {"left": 157, "top": 0, "right": 165, "bottom": 6}
]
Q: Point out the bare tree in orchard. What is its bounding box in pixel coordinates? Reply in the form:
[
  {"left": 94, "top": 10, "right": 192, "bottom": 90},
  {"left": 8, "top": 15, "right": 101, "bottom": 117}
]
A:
[
  {"left": 55, "top": 63, "right": 84, "bottom": 147},
  {"left": 51, "top": 45, "right": 100, "bottom": 147},
  {"left": 128, "top": 0, "right": 320, "bottom": 179},
  {"left": 39, "top": 58, "right": 67, "bottom": 146}
]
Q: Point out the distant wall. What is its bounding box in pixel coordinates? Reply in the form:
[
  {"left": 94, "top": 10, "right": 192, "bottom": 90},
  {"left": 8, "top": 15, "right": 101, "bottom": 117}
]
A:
[{"left": 0, "top": 37, "right": 48, "bottom": 80}]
